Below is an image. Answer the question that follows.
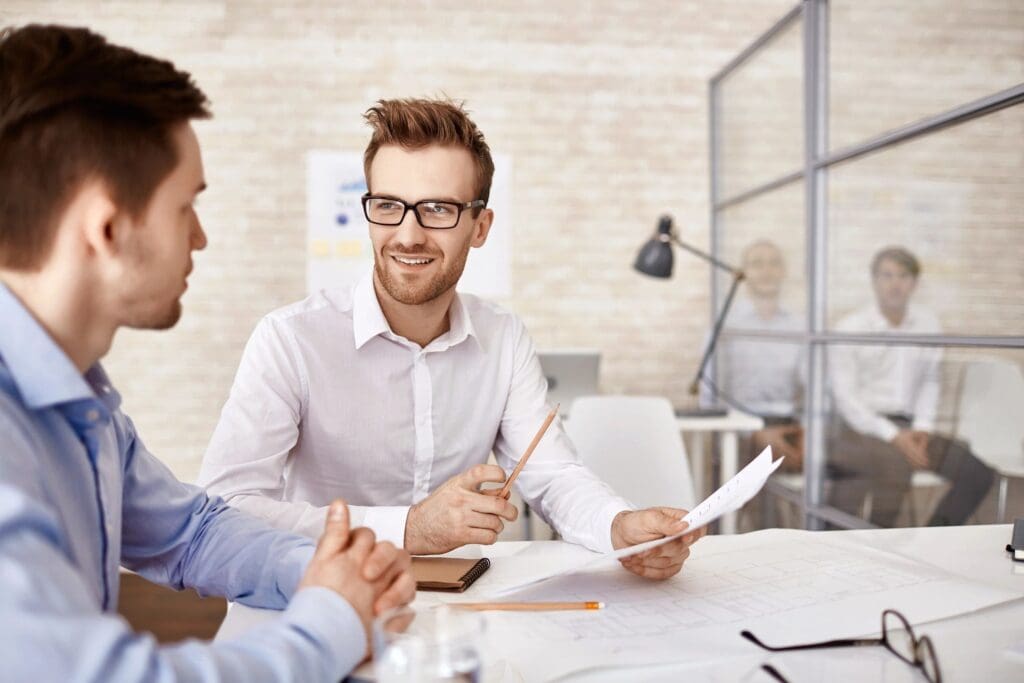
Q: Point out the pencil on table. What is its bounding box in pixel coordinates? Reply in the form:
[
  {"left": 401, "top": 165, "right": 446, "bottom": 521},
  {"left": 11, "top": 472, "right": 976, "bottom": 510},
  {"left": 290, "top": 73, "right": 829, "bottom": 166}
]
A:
[
  {"left": 453, "top": 601, "right": 604, "bottom": 612},
  {"left": 498, "top": 404, "right": 559, "bottom": 500}
]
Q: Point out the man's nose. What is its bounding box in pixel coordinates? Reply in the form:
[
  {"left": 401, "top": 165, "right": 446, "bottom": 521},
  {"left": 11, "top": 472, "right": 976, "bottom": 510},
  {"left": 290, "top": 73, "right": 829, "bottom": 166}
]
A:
[
  {"left": 192, "top": 216, "right": 208, "bottom": 251},
  {"left": 393, "top": 209, "right": 427, "bottom": 247}
]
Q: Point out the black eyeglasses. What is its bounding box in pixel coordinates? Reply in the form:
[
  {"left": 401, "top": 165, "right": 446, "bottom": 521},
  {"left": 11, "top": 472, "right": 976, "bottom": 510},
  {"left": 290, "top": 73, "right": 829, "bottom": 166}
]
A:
[
  {"left": 742, "top": 609, "right": 941, "bottom": 683},
  {"left": 361, "top": 193, "right": 485, "bottom": 230}
]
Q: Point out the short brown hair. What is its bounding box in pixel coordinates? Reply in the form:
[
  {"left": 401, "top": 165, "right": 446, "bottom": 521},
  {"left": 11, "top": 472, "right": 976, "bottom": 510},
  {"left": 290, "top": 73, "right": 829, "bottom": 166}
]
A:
[
  {"left": 0, "top": 24, "right": 210, "bottom": 270},
  {"left": 362, "top": 98, "right": 494, "bottom": 207},
  {"left": 871, "top": 246, "right": 921, "bottom": 279}
]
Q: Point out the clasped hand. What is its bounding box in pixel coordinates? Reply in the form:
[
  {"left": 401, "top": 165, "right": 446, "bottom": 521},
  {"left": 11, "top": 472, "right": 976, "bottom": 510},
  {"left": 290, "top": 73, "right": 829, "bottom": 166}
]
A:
[{"left": 298, "top": 500, "right": 415, "bottom": 657}]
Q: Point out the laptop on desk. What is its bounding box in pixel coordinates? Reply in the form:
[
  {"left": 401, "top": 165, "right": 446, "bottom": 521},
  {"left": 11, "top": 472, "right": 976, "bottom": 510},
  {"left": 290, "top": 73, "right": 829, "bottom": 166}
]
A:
[{"left": 537, "top": 349, "right": 600, "bottom": 416}]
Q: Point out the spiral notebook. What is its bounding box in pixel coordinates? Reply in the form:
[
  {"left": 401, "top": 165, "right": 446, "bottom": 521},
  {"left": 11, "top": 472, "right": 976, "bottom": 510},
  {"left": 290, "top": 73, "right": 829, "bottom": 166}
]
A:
[{"left": 411, "top": 557, "right": 491, "bottom": 592}]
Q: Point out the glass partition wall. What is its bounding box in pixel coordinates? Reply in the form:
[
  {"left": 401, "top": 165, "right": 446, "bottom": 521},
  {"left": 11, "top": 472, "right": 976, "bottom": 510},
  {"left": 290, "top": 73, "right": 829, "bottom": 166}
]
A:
[{"left": 709, "top": 0, "right": 1024, "bottom": 530}]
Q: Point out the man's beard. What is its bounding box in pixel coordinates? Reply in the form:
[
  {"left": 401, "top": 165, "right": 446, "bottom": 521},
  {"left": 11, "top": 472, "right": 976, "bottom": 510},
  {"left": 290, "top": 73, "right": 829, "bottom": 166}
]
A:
[
  {"left": 375, "top": 244, "right": 471, "bottom": 306},
  {"left": 118, "top": 241, "right": 186, "bottom": 330},
  {"left": 124, "top": 294, "right": 183, "bottom": 330}
]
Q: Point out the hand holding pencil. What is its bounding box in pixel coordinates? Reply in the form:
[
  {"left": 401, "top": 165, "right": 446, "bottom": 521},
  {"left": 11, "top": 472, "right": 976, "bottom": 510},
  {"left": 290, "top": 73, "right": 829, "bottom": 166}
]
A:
[
  {"left": 496, "top": 404, "right": 559, "bottom": 500},
  {"left": 401, "top": 406, "right": 559, "bottom": 555}
]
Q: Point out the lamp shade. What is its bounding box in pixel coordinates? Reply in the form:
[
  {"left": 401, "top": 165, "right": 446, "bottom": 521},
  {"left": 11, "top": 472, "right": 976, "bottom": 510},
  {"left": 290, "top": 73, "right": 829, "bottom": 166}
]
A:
[{"left": 633, "top": 215, "right": 675, "bottom": 278}]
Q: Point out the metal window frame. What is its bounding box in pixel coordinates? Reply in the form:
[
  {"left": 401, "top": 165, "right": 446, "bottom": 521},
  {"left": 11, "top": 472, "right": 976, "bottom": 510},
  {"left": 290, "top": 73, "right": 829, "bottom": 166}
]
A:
[{"left": 707, "top": 0, "right": 1024, "bottom": 529}]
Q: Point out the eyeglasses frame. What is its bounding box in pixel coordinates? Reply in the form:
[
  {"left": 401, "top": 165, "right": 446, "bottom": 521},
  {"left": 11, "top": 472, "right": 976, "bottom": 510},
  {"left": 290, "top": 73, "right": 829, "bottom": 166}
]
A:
[
  {"left": 361, "top": 193, "right": 486, "bottom": 230},
  {"left": 741, "top": 608, "right": 942, "bottom": 683}
]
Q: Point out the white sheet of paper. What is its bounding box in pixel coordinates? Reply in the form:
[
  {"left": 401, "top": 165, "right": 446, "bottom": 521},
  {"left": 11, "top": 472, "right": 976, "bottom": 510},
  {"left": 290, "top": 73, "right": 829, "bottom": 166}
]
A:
[{"left": 491, "top": 446, "right": 784, "bottom": 595}]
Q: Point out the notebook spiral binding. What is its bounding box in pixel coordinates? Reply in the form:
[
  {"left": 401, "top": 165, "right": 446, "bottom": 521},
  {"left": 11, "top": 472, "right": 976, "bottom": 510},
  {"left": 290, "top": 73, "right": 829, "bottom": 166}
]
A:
[{"left": 460, "top": 558, "right": 491, "bottom": 585}]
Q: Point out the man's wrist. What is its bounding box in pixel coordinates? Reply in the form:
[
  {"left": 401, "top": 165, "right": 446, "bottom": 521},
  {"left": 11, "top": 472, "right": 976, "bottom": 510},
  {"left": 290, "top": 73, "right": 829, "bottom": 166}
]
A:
[{"left": 610, "top": 510, "right": 630, "bottom": 550}]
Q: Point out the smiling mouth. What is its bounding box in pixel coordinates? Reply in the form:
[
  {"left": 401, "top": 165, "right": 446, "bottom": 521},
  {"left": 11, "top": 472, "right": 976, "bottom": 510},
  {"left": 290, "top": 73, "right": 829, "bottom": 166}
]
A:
[{"left": 391, "top": 255, "right": 435, "bottom": 266}]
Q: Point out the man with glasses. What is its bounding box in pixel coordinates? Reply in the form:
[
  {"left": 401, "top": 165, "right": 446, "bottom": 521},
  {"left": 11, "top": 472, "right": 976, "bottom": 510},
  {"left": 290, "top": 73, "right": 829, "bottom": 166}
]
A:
[{"left": 200, "top": 98, "right": 702, "bottom": 578}]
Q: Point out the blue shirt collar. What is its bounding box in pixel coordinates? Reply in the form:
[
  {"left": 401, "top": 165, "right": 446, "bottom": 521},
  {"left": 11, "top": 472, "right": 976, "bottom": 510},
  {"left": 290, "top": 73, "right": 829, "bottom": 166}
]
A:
[{"left": 0, "top": 283, "right": 117, "bottom": 412}]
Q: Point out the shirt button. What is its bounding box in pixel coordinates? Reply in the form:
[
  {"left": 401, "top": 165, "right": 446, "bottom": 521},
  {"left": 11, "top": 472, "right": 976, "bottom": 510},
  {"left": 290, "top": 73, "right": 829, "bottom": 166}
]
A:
[{"left": 86, "top": 409, "right": 100, "bottom": 422}]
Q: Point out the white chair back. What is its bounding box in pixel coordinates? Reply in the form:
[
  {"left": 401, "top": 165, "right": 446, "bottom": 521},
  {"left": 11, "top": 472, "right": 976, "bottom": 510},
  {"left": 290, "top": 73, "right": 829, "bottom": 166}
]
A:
[
  {"left": 566, "top": 395, "right": 696, "bottom": 510},
  {"left": 954, "top": 357, "right": 1024, "bottom": 477}
]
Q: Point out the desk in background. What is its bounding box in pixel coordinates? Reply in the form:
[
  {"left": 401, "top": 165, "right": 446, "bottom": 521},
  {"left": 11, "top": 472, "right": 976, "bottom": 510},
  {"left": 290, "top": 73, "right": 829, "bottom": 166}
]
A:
[
  {"left": 217, "top": 525, "right": 1023, "bottom": 682},
  {"left": 677, "top": 408, "right": 764, "bottom": 534}
]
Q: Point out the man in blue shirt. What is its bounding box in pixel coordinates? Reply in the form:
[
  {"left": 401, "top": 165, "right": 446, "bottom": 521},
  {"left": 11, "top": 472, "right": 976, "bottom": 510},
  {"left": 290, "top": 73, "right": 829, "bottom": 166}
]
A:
[{"left": 0, "top": 24, "right": 414, "bottom": 681}]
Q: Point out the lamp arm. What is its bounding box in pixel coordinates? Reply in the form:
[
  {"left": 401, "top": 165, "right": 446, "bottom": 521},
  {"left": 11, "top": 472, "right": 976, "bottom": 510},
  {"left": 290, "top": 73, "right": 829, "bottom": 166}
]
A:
[
  {"left": 688, "top": 269, "right": 746, "bottom": 395},
  {"left": 669, "top": 234, "right": 744, "bottom": 277}
]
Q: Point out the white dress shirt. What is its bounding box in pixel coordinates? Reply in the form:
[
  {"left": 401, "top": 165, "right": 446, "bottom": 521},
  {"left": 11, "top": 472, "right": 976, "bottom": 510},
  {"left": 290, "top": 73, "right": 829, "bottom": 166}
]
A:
[
  {"left": 199, "top": 271, "right": 631, "bottom": 553},
  {"left": 830, "top": 303, "right": 942, "bottom": 442},
  {"left": 701, "top": 298, "right": 805, "bottom": 417}
]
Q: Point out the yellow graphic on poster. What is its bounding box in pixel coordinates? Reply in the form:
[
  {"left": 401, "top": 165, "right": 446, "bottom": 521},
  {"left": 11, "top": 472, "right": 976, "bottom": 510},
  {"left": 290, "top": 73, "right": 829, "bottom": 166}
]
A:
[{"left": 306, "top": 151, "right": 372, "bottom": 293}]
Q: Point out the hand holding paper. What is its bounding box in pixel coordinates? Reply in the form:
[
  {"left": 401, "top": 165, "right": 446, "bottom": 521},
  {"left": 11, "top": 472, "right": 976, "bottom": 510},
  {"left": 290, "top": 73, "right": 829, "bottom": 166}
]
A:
[
  {"left": 611, "top": 507, "right": 705, "bottom": 580},
  {"left": 494, "top": 446, "right": 783, "bottom": 595},
  {"left": 609, "top": 446, "right": 785, "bottom": 562}
]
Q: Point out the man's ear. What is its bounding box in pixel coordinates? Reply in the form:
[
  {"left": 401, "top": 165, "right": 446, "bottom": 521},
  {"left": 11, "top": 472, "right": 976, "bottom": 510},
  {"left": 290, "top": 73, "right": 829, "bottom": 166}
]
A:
[
  {"left": 74, "top": 179, "right": 129, "bottom": 261},
  {"left": 470, "top": 208, "right": 494, "bottom": 249}
]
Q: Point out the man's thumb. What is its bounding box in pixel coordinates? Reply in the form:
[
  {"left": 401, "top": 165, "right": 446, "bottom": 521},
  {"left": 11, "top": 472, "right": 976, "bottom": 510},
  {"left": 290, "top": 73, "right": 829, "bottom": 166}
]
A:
[
  {"left": 316, "top": 499, "right": 351, "bottom": 556},
  {"left": 654, "top": 507, "right": 688, "bottom": 533}
]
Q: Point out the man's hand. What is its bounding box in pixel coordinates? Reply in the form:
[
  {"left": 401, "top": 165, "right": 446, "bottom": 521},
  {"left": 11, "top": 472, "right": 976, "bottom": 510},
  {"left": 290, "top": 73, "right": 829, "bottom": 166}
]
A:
[
  {"left": 752, "top": 424, "right": 804, "bottom": 471},
  {"left": 404, "top": 464, "right": 519, "bottom": 555},
  {"left": 892, "top": 429, "right": 930, "bottom": 469},
  {"left": 298, "top": 500, "right": 415, "bottom": 656},
  {"left": 610, "top": 508, "right": 706, "bottom": 580}
]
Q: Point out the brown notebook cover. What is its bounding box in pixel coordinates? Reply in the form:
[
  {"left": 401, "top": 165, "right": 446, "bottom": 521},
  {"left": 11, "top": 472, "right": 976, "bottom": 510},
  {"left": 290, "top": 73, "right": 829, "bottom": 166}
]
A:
[{"left": 411, "top": 557, "right": 491, "bottom": 592}]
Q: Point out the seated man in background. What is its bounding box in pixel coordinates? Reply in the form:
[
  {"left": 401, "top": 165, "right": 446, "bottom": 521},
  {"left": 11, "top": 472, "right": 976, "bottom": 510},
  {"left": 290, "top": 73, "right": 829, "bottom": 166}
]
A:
[
  {"left": 200, "top": 98, "right": 702, "bottom": 579},
  {"left": 0, "top": 25, "right": 412, "bottom": 681},
  {"left": 828, "top": 246, "right": 994, "bottom": 527},
  {"left": 700, "top": 240, "right": 804, "bottom": 469}
]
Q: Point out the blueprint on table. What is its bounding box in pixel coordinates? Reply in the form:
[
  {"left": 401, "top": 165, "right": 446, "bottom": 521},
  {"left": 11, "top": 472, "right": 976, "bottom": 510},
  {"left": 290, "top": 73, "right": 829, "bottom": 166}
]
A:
[{"left": 480, "top": 530, "right": 1021, "bottom": 681}]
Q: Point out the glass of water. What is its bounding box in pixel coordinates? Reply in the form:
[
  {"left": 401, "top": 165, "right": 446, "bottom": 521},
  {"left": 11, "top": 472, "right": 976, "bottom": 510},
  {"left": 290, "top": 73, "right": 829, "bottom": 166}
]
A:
[{"left": 373, "top": 605, "right": 486, "bottom": 682}]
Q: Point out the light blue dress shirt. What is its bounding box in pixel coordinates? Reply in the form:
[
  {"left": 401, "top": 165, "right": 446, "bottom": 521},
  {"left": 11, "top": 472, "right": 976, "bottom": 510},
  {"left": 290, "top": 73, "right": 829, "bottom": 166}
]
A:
[{"left": 0, "top": 284, "right": 365, "bottom": 681}]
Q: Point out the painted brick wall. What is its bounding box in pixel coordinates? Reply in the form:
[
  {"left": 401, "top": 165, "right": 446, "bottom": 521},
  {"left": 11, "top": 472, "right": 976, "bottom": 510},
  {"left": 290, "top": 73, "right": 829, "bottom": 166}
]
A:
[{"left": 3, "top": 1, "right": 1020, "bottom": 483}]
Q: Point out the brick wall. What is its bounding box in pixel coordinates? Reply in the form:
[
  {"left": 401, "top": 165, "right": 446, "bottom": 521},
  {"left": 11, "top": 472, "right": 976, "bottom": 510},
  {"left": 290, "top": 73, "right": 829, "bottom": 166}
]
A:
[{"left": 3, "top": 1, "right": 1020, "bottom": 482}]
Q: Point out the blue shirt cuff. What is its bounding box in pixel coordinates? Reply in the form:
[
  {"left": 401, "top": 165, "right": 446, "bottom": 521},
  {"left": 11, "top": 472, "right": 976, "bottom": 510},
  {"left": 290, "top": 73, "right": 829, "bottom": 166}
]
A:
[
  {"left": 283, "top": 587, "right": 367, "bottom": 677},
  {"left": 280, "top": 544, "right": 316, "bottom": 600}
]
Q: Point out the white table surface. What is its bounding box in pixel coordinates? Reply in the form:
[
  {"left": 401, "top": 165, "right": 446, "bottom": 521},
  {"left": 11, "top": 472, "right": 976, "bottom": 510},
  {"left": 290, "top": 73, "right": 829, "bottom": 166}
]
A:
[
  {"left": 217, "top": 524, "right": 1024, "bottom": 681},
  {"left": 675, "top": 408, "right": 764, "bottom": 433},
  {"left": 677, "top": 409, "right": 765, "bottom": 534}
]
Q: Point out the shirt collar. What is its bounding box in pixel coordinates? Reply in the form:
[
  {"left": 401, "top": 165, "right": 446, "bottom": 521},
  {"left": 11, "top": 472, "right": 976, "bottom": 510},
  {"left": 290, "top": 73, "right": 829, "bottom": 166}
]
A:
[
  {"left": 0, "top": 283, "right": 117, "bottom": 412},
  {"left": 868, "top": 303, "right": 918, "bottom": 331},
  {"left": 350, "top": 270, "right": 481, "bottom": 352},
  {"left": 352, "top": 271, "right": 393, "bottom": 350},
  {"left": 443, "top": 292, "right": 481, "bottom": 352}
]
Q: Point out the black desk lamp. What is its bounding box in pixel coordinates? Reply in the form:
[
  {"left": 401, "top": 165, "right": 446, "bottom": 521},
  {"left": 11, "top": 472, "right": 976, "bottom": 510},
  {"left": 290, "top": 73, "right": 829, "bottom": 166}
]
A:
[{"left": 634, "top": 215, "right": 746, "bottom": 399}]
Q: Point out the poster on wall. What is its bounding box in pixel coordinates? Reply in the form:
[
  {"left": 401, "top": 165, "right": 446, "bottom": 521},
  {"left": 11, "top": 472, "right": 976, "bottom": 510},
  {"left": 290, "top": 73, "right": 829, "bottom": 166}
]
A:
[{"left": 306, "top": 150, "right": 512, "bottom": 298}]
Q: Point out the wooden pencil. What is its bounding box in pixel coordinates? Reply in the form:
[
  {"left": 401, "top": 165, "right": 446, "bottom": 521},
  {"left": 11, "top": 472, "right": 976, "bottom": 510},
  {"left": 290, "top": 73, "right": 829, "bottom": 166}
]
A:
[
  {"left": 498, "top": 404, "right": 559, "bottom": 499},
  {"left": 453, "top": 601, "right": 604, "bottom": 612}
]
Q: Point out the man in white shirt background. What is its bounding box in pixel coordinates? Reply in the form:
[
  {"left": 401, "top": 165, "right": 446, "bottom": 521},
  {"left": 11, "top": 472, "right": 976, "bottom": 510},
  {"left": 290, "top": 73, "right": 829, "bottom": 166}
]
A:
[
  {"left": 702, "top": 240, "right": 805, "bottom": 469},
  {"left": 827, "top": 246, "right": 994, "bottom": 527},
  {"left": 199, "top": 98, "right": 702, "bottom": 579}
]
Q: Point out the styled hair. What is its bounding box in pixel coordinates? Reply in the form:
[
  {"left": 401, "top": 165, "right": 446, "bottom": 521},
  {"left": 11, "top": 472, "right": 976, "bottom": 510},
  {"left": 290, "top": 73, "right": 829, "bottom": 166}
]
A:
[
  {"left": 871, "top": 246, "right": 921, "bottom": 279},
  {"left": 0, "top": 24, "right": 210, "bottom": 270},
  {"left": 362, "top": 98, "right": 494, "bottom": 208}
]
